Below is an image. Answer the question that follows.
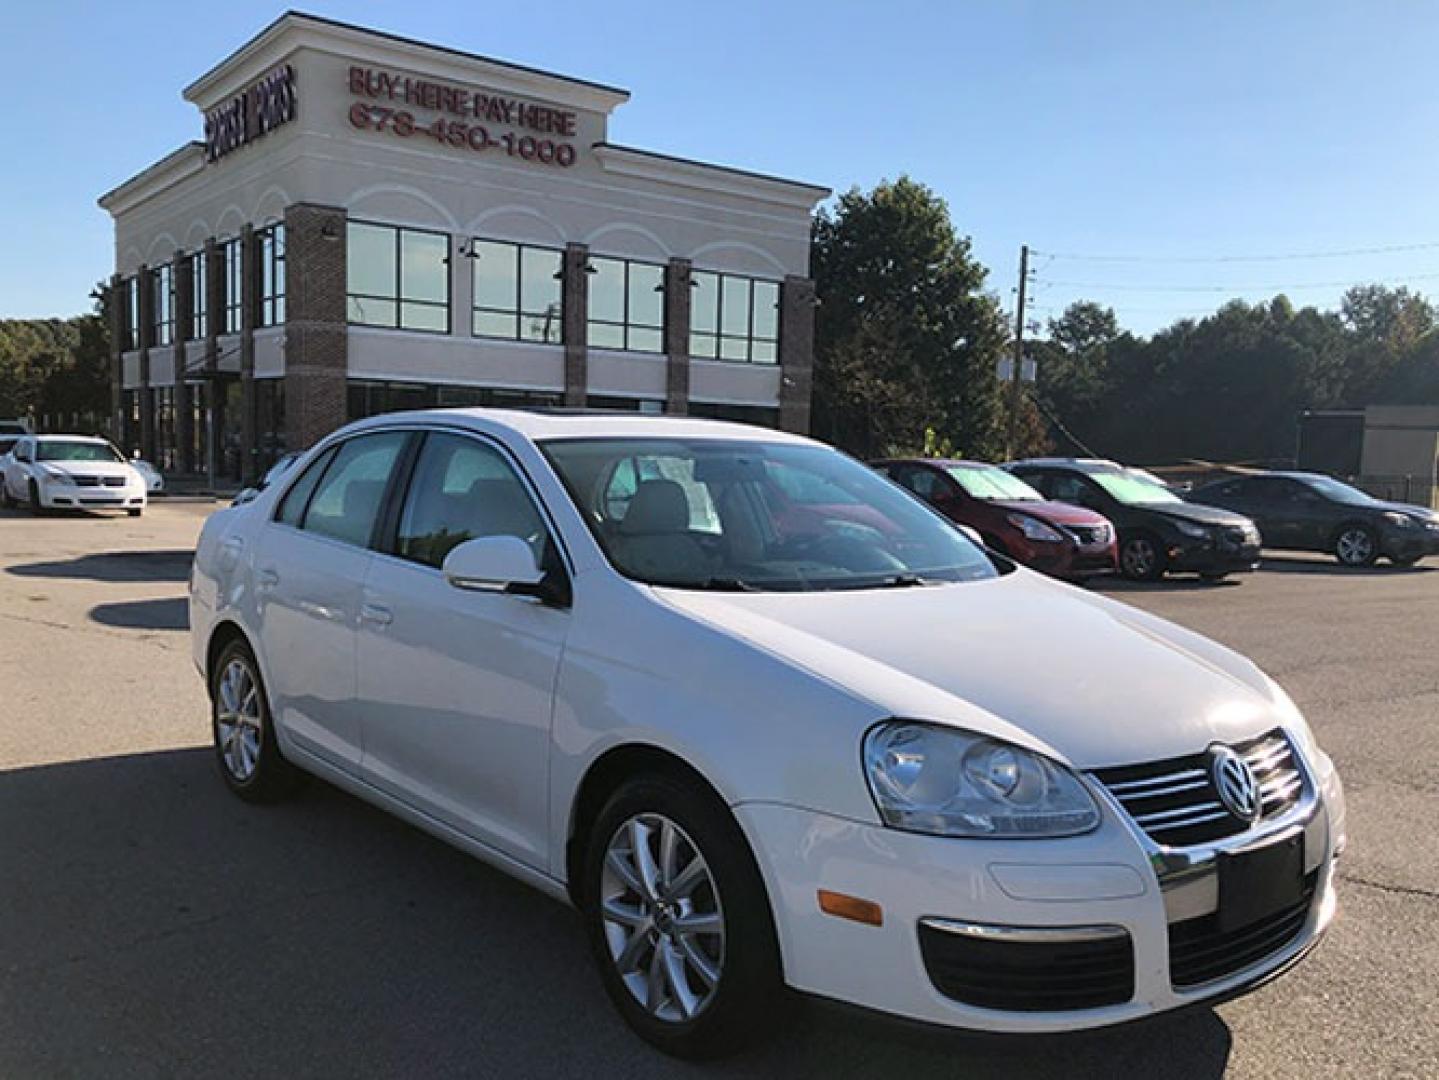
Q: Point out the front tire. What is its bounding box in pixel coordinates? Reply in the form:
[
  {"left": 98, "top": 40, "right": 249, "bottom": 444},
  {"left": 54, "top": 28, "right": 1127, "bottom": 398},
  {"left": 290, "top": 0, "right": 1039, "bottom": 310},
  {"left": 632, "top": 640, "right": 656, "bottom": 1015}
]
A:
[
  {"left": 582, "top": 772, "right": 785, "bottom": 1059},
  {"left": 210, "top": 639, "right": 301, "bottom": 802},
  {"left": 1119, "top": 533, "right": 1166, "bottom": 581},
  {"left": 127, "top": 508, "right": 142, "bottom": 518},
  {"left": 27, "top": 480, "right": 44, "bottom": 516},
  {"left": 1334, "top": 525, "right": 1377, "bottom": 567}
]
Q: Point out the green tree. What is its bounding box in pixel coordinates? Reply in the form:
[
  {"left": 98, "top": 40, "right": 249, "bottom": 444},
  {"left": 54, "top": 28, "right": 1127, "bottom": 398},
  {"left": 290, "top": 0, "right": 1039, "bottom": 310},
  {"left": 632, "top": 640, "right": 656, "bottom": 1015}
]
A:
[{"left": 811, "top": 177, "right": 1008, "bottom": 459}]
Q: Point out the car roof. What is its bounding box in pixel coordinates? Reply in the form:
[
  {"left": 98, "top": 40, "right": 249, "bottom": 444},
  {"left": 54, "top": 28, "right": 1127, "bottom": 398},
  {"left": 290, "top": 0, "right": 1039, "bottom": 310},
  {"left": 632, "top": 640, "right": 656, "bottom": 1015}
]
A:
[
  {"left": 1007, "top": 457, "right": 1124, "bottom": 473},
  {"left": 342, "top": 407, "right": 818, "bottom": 446},
  {"left": 32, "top": 434, "right": 110, "bottom": 444},
  {"left": 873, "top": 458, "right": 995, "bottom": 469}
]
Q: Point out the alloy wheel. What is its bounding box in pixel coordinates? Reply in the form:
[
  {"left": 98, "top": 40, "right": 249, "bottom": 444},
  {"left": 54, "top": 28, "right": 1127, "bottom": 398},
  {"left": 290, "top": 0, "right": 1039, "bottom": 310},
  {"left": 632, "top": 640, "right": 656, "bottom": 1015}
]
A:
[
  {"left": 215, "top": 658, "right": 264, "bottom": 782},
  {"left": 599, "top": 812, "right": 726, "bottom": 1024},
  {"left": 1121, "top": 537, "right": 1158, "bottom": 579},
  {"left": 1336, "top": 528, "right": 1374, "bottom": 566}
]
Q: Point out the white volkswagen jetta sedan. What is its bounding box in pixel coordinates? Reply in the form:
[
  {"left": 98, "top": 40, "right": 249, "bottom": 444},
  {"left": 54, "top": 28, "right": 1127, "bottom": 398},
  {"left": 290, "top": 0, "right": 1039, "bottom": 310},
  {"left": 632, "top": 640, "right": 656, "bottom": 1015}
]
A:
[
  {"left": 1, "top": 434, "right": 148, "bottom": 515},
  {"left": 189, "top": 410, "right": 1345, "bottom": 1057}
]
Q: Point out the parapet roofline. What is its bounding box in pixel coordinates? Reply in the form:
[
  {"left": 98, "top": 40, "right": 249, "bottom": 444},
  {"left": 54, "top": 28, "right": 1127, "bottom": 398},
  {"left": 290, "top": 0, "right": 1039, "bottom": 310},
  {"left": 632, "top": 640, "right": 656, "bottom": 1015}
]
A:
[
  {"left": 184, "top": 11, "right": 631, "bottom": 114},
  {"left": 593, "top": 144, "right": 830, "bottom": 210},
  {"left": 97, "top": 143, "right": 206, "bottom": 214}
]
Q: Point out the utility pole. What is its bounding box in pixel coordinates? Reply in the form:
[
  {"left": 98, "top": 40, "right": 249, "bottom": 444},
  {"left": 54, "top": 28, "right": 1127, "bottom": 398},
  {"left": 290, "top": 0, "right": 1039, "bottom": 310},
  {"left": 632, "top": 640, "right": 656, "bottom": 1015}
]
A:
[{"left": 1005, "top": 243, "right": 1030, "bottom": 460}]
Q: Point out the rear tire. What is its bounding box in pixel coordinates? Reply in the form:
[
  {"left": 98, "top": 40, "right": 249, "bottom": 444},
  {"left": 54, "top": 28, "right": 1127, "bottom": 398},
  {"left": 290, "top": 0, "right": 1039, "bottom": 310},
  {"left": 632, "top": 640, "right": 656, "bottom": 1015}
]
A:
[
  {"left": 1119, "top": 533, "right": 1166, "bottom": 581},
  {"left": 210, "top": 639, "right": 302, "bottom": 803},
  {"left": 1333, "top": 525, "right": 1377, "bottom": 567},
  {"left": 581, "top": 772, "right": 786, "bottom": 1059},
  {"left": 1200, "top": 572, "right": 1229, "bottom": 582}
]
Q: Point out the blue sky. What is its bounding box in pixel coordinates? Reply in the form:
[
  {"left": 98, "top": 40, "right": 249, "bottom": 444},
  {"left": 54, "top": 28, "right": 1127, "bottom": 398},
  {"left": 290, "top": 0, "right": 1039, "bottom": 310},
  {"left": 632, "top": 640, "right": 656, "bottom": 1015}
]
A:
[{"left": 4, "top": 1, "right": 1439, "bottom": 333}]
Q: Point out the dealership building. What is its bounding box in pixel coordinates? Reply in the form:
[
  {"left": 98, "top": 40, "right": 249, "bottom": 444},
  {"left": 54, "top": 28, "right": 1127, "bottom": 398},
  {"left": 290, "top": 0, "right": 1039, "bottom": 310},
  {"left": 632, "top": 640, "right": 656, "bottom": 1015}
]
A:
[{"left": 99, "top": 12, "right": 828, "bottom": 481}]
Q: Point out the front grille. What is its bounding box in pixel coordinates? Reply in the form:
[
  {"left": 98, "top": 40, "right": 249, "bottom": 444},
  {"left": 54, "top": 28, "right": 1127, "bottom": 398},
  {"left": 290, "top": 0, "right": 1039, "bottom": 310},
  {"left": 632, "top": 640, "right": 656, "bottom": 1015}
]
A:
[
  {"left": 918, "top": 923, "right": 1134, "bottom": 1012},
  {"left": 1168, "top": 870, "right": 1318, "bottom": 987},
  {"left": 102, "top": 476, "right": 126, "bottom": 488},
  {"left": 1069, "top": 524, "right": 1110, "bottom": 546},
  {"left": 1093, "top": 729, "right": 1303, "bottom": 847},
  {"left": 72, "top": 475, "right": 100, "bottom": 487}
]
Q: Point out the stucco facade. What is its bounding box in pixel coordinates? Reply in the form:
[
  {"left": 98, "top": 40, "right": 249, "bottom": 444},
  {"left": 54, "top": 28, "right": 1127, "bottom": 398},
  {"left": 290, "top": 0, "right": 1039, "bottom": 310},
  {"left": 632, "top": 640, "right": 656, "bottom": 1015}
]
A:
[{"left": 99, "top": 12, "right": 827, "bottom": 482}]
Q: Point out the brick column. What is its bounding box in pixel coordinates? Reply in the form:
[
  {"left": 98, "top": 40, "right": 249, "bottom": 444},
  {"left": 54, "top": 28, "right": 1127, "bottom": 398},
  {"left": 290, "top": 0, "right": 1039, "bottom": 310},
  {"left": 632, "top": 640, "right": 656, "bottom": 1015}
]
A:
[
  {"left": 107, "top": 274, "right": 124, "bottom": 445},
  {"left": 664, "top": 258, "right": 692, "bottom": 416},
  {"left": 779, "top": 275, "right": 816, "bottom": 434},
  {"left": 173, "top": 249, "right": 194, "bottom": 473},
  {"left": 562, "top": 243, "right": 589, "bottom": 407},
  {"left": 203, "top": 237, "right": 223, "bottom": 484},
  {"left": 136, "top": 264, "right": 156, "bottom": 460},
  {"left": 239, "top": 224, "right": 258, "bottom": 483},
  {"left": 283, "top": 203, "right": 349, "bottom": 450}
]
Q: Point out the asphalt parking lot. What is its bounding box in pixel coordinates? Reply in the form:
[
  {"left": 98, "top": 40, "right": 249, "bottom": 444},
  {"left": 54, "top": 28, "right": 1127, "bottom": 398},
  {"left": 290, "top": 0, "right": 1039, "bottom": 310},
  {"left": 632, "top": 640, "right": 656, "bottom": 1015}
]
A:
[{"left": 0, "top": 502, "right": 1435, "bottom": 1079}]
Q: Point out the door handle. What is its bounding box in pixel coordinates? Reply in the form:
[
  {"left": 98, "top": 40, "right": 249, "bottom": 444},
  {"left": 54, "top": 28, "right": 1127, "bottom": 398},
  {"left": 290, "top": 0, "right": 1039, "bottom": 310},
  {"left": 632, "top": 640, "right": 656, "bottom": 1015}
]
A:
[
  {"left": 256, "top": 567, "right": 280, "bottom": 590},
  {"left": 359, "top": 602, "right": 393, "bottom": 628}
]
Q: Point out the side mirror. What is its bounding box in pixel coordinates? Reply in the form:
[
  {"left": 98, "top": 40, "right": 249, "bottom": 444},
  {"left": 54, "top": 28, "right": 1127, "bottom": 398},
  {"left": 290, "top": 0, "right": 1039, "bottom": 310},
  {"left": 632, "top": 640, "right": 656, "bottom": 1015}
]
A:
[{"left": 443, "top": 536, "right": 566, "bottom": 605}]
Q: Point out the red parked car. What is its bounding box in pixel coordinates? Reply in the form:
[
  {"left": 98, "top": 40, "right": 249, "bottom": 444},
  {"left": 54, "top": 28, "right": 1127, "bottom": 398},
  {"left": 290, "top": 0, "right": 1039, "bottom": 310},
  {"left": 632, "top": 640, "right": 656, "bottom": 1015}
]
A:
[{"left": 872, "top": 458, "right": 1118, "bottom": 581}]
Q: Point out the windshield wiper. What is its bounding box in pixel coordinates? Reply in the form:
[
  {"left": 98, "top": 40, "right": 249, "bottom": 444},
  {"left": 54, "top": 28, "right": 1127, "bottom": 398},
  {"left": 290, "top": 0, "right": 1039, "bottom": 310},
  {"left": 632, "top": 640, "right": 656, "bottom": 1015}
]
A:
[{"left": 688, "top": 576, "right": 761, "bottom": 592}]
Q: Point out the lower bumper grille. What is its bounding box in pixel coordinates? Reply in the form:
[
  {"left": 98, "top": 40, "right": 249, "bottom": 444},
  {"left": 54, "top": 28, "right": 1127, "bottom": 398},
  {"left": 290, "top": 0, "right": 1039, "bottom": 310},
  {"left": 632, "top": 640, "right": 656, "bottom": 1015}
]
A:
[
  {"left": 1168, "top": 870, "right": 1319, "bottom": 988},
  {"left": 918, "top": 922, "right": 1134, "bottom": 1012}
]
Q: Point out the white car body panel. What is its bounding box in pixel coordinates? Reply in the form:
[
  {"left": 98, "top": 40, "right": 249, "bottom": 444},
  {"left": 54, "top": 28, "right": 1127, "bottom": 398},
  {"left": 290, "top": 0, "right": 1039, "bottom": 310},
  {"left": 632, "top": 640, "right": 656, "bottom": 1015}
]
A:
[
  {"left": 188, "top": 408, "right": 1346, "bottom": 1035},
  {"left": 2, "top": 436, "right": 147, "bottom": 512}
]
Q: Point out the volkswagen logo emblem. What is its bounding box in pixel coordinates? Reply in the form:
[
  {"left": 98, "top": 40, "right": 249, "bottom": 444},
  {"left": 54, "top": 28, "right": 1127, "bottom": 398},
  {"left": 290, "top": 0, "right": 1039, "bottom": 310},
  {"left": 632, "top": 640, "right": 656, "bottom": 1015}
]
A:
[{"left": 1209, "top": 745, "right": 1262, "bottom": 823}]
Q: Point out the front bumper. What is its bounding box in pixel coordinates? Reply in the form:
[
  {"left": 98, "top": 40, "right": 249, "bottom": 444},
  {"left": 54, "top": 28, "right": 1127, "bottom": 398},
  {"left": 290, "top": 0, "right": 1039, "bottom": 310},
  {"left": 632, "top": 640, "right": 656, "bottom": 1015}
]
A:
[
  {"left": 1168, "top": 537, "right": 1261, "bottom": 575},
  {"left": 1379, "top": 527, "right": 1439, "bottom": 561},
  {"left": 1023, "top": 541, "right": 1118, "bottom": 580},
  {"left": 37, "top": 479, "right": 146, "bottom": 510},
  {"left": 736, "top": 748, "right": 1344, "bottom": 1034}
]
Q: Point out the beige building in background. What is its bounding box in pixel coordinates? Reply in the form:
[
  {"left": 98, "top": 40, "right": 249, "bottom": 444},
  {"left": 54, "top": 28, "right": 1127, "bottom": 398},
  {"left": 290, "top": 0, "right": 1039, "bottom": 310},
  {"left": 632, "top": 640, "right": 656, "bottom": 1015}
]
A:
[{"left": 99, "top": 12, "right": 828, "bottom": 482}]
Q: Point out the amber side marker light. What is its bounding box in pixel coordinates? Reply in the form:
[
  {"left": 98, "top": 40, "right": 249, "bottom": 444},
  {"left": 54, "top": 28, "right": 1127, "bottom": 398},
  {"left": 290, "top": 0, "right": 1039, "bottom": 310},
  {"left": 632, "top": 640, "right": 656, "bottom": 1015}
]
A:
[{"left": 817, "top": 890, "right": 884, "bottom": 927}]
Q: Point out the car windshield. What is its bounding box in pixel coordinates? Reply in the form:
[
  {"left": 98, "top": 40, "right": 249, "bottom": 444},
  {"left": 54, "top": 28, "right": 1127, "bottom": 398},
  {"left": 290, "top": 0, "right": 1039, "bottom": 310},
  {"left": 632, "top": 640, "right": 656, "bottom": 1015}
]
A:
[
  {"left": 36, "top": 441, "right": 125, "bottom": 463},
  {"left": 1299, "top": 475, "right": 1379, "bottom": 506},
  {"left": 542, "top": 438, "right": 998, "bottom": 591},
  {"left": 946, "top": 464, "right": 1044, "bottom": 501},
  {"left": 1092, "top": 469, "right": 1183, "bottom": 506}
]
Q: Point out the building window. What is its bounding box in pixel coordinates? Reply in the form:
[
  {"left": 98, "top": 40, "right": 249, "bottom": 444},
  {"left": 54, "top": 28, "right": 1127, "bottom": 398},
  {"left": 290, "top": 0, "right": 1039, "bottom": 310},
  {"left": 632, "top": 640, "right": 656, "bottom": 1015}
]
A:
[
  {"left": 254, "top": 378, "right": 287, "bottom": 471},
  {"left": 587, "top": 256, "right": 664, "bottom": 353},
  {"left": 690, "top": 272, "right": 779, "bottom": 364},
  {"left": 155, "top": 386, "right": 176, "bottom": 470},
  {"left": 471, "top": 240, "right": 563, "bottom": 343},
  {"left": 347, "top": 221, "right": 450, "bottom": 333},
  {"left": 122, "top": 277, "right": 140, "bottom": 351},
  {"left": 189, "top": 250, "right": 208, "bottom": 339},
  {"left": 257, "top": 225, "right": 286, "bottom": 327},
  {"left": 221, "top": 238, "right": 243, "bottom": 334},
  {"left": 151, "top": 264, "right": 175, "bottom": 347}
]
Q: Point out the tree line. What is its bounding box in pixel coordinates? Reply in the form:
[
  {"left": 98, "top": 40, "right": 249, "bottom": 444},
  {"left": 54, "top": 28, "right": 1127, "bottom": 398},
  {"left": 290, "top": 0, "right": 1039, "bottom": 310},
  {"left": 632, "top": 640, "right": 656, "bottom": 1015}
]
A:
[
  {"left": 0, "top": 287, "right": 111, "bottom": 430},
  {"left": 813, "top": 176, "right": 1439, "bottom": 467}
]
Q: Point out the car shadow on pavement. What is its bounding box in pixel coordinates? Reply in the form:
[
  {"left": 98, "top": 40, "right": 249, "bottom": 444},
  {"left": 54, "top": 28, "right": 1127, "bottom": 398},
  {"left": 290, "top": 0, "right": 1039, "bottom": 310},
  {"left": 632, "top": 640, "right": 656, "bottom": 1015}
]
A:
[
  {"left": 89, "top": 596, "right": 189, "bottom": 631},
  {"left": 1256, "top": 555, "right": 1434, "bottom": 577},
  {"left": 6, "top": 549, "right": 193, "bottom": 584},
  {"left": 0, "top": 748, "right": 1236, "bottom": 1080},
  {"left": 1091, "top": 576, "right": 1243, "bottom": 595}
]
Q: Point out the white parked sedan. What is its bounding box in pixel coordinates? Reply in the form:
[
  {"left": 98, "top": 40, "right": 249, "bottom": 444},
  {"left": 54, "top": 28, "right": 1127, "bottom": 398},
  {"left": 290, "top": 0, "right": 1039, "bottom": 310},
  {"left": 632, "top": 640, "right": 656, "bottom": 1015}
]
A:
[
  {"left": 188, "top": 410, "right": 1345, "bottom": 1057},
  {"left": 1, "top": 435, "right": 148, "bottom": 516}
]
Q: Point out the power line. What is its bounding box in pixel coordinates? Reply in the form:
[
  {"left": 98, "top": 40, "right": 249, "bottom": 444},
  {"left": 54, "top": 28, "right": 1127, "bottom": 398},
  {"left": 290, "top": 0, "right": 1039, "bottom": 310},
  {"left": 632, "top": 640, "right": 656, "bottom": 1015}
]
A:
[
  {"left": 1033, "top": 240, "right": 1439, "bottom": 264},
  {"left": 1033, "top": 270, "right": 1439, "bottom": 293}
]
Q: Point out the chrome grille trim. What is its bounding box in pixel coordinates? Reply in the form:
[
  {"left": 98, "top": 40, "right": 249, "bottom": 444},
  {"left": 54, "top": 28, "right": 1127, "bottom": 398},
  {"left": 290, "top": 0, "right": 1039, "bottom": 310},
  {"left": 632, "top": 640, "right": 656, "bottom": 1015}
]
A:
[{"left": 1091, "top": 728, "right": 1305, "bottom": 849}]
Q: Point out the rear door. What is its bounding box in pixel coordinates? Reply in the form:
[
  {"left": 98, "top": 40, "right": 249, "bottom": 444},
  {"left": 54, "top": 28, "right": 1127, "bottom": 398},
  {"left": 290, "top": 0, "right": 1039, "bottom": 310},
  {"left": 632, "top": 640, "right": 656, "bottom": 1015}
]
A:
[
  {"left": 251, "top": 430, "right": 412, "bottom": 771},
  {"left": 356, "top": 429, "right": 572, "bottom": 868}
]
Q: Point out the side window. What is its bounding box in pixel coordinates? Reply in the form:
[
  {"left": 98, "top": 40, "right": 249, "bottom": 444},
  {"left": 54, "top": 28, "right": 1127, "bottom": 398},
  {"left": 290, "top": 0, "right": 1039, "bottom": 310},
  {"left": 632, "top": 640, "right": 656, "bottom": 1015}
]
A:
[
  {"left": 276, "top": 449, "right": 335, "bottom": 527},
  {"left": 904, "top": 468, "right": 951, "bottom": 501},
  {"left": 395, "top": 433, "right": 548, "bottom": 569},
  {"left": 1046, "top": 473, "right": 1087, "bottom": 504},
  {"left": 1014, "top": 469, "right": 1050, "bottom": 497},
  {"left": 300, "top": 432, "right": 409, "bottom": 547}
]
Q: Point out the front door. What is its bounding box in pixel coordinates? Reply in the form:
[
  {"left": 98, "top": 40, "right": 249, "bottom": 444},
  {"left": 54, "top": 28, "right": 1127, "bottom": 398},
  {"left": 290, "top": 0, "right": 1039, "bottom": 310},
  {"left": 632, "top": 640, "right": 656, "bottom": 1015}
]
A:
[
  {"left": 253, "top": 429, "right": 410, "bottom": 770},
  {"left": 356, "top": 430, "right": 570, "bottom": 869}
]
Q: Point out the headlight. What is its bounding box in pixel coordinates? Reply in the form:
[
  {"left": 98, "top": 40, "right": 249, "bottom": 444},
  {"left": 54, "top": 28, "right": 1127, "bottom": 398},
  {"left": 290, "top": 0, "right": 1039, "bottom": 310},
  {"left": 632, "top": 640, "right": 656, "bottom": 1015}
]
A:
[
  {"left": 862, "top": 721, "right": 1100, "bottom": 838},
  {"left": 1006, "top": 514, "right": 1064, "bottom": 544},
  {"left": 1382, "top": 512, "right": 1415, "bottom": 529},
  {"left": 1173, "top": 519, "right": 1209, "bottom": 540},
  {"left": 39, "top": 466, "right": 69, "bottom": 485}
]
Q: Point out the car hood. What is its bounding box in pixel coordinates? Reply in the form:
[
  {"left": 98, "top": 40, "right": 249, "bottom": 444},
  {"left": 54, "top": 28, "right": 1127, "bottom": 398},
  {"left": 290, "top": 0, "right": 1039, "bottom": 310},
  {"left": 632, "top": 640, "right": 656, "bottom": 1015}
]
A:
[
  {"left": 1159, "top": 501, "right": 1254, "bottom": 527},
  {"left": 653, "top": 572, "right": 1286, "bottom": 770},
  {"left": 1370, "top": 500, "right": 1439, "bottom": 523},
  {"left": 990, "top": 498, "right": 1110, "bottom": 528}
]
